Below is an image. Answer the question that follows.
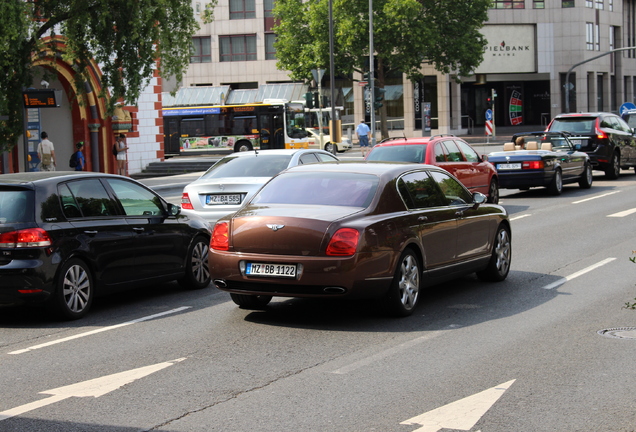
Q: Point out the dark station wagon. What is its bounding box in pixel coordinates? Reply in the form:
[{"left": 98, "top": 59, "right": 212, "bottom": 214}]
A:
[{"left": 0, "top": 172, "right": 211, "bottom": 320}]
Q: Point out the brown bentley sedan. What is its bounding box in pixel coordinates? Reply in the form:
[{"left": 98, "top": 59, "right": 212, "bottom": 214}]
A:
[{"left": 210, "top": 162, "right": 511, "bottom": 317}]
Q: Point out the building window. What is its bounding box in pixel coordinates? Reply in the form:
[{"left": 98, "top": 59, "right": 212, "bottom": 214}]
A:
[
  {"left": 609, "top": 0, "right": 613, "bottom": 11},
  {"left": 264, "top": 0, "right": 275, "bottom": 17},
  {"left": 586, "top": 23, "right": 594, "bottom": 50},
  {"left": 191, "top": 37, "right": 211, "bottom": 63},
  {"left": 595, "top": 24, "right": 600, "bottom": 50},
  {"left": 609, "top": 26, "right": 615, "bottom": 51},
  {"left": 533, "top": 0, "right": 545, "bottom": 8},
  {"left": 595, "top": 0, "right": 603, "bottom": 9},
  {"left": 586, "top": 0, "right": 593, "bottom": 6},
  {"left": 230, "top": 0, "right": 255, "bottom": 19},
  {"left": 220, "top": 35, "right": 257, "bottom": 62},
  {"left": 562, "top": 0, "right": 575, "bottom": 6},
  {"left": 265, "top": 33, "right": 277, "bottom": 60},
  {"left": 492, "top": 0, "right": 525, "bottom": 8}
]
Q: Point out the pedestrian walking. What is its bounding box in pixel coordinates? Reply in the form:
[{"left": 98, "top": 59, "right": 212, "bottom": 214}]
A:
[
  {"left": 356, "top": 120, "right": 371, "bottom": 158},
  {"left": 37, "top": 131, "right": 56, "bottom": 171},
  {"left": 70, "top": 141, "right": 85, "bottom": 171}
]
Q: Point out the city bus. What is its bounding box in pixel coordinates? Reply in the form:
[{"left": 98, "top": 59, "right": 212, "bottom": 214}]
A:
[{"left": 162, "top": 100, "right": 309, "bottom": 155}]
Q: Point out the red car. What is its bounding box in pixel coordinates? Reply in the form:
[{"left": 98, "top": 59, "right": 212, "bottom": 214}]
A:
[{"left": 365, "top": 135, "right": 499, "bottom": 203}]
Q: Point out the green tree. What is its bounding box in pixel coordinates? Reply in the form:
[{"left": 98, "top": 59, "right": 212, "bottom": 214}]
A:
[
  {"left": 0, "top": 0, "right": 215, "bottom": 154},
  {"left": 273, "top": 0, "right": 490, "bottom": 139}
]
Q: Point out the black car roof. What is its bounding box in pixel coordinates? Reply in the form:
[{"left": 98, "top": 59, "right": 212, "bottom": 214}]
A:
[{"left": 0, "top": 171, "right": 123, "bottom": 186}]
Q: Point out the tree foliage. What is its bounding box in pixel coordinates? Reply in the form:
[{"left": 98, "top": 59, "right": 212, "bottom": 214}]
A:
[
  {"left": 273, "top": 0, "right": 490, "bottom": 137},
  {"left": 0, "top": 0, "right": 213, "bottom": 153}
]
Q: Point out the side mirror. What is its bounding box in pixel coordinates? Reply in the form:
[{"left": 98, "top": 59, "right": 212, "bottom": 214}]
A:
[
  {"left": 167, "top": 203, "right": 181, "bottom": 216},
  {"left": 472, "top": 192, "right": 487, "bottom": 207}
]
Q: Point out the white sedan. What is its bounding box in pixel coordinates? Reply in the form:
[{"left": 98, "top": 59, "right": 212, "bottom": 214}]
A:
[
  {"left": 305, "top": 128, "right": 352, "bottom": 153},
  {"left": 180, "top": 149, "right": 339, "bottom": 224}
]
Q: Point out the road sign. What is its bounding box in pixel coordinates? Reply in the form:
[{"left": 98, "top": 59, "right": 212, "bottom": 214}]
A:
[
  {"left": 620, "top": 102, "right": 636, "bottom": 115},
  {"left": 485, "top": 109, "right": 493, "bottom": 121}
]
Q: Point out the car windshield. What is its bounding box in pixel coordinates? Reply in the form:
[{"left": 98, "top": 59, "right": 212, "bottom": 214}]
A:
[
  {"left": 200, "top": 154, "right": 292, "bottom": 179},
  {"left": 520, "top": 134, "right": 572, "bottom": 151},
  {"left": 252, "top": 172, "right": 379, "bottom": 208},
  {"left": 367, "top": 145, "right": 426, "bottom": 163},
  {"left": 0, "top": 190, "right": 32, "bottom": 224},
  {"left": 549, "top": 118, "right": 595, "bottom": 135}
]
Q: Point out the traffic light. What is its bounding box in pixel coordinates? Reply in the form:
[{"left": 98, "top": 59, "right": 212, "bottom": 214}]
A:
[
  {"left": 374, "top": 87, "right": 386, "bottom": 110},
  {"left": 313, "top": 92, "right": 320, "bottom": 108},
  {"left": 304, "top": 92, "right": 314, "bottom": 109},
  {"left": 486, "top": 97, "right": 492, "bottom": 109},
  {"left": 321, "top": 95, "right": 330, "bottom": 108}
]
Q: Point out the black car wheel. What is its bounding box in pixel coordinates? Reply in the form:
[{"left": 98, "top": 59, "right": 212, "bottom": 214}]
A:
[
  {"left": 52, "top": 258, "right": 94, "bottom": 320},
  {"left": 230, "top": 293, "right": 272, "bottom": 309},
  {"left": 383, "top": 249, "right": 420, "bottom": 317},
  {"left": 547, "top": 168, "right": 563, "bottom": 195},
  {"left": 178, "top": 236, "right": 211, "bottom": 290},
  {"left": 487, "top": 179, "right": 499, "bottom": 204},
  {"left": 325, "top": 142, "right": 335, "bottom": 153},
  {"left": 579, "top": 164, "right": 593, "bottom": 189},
  {"left": 605, "top": 152, "right": 620, "bottom": 179},
  {"left": 477, "top": 224, "right": 511, "bottom": 282}
]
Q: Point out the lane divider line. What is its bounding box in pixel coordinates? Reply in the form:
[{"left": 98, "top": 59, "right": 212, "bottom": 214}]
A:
[
  {"left": 572, "top": 190, "right": 620, "bottom": 204},
  {"left": 8, "top": 307, "right": 192, "bottom": 355},
  {"left": 608, "top": 208, "right": 636, "bottom": 217},
  {"left": 542, "top": 258, "right": 616, "bottom": 290}
]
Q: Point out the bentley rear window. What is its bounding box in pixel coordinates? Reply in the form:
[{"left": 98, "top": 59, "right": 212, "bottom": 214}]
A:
[
  {"left": 200, "top": 154, "right": 292, "bottom": 179},
  {"left": 252, "top": 172, "right": 379, "bottom": 208}
]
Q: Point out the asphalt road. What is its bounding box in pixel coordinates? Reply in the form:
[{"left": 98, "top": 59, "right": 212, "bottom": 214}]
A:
[{"left": 1, "top": 157, "right": 636, "bottom": 431}]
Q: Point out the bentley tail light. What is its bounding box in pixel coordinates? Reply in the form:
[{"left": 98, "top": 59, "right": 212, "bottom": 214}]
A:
[
  {"left": 181, "top": 193, "right": 194, "bottom": 210},
  {"left": 0, "top": 228, "right": 52, "bottom": 248},
  {"left": 326, "top": 228, "right": 359, "bottom": 256},
  {"left": 211, "top": 222, "right": 229, "bottom": 251}
]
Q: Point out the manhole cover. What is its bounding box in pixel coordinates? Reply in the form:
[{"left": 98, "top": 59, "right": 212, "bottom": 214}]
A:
[{"left": 597, "top": 327, "right": 636, "bottom": 339}]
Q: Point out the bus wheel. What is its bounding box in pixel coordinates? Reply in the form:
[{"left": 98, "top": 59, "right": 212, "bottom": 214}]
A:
[{"left": 235, "top": 140, "right": 253, "bottom": 152}]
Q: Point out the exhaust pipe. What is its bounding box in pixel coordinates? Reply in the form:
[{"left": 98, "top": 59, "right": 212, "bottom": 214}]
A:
[
  {"left": 214, "top": 279, "right": 227, "bottom": 289},
  {"left": 323, "top": 286, "right": 346, "bottom": 294}
]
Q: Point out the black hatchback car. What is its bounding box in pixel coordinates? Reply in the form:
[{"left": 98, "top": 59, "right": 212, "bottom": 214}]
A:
[
  {"left": 0, "top": 172, "right": 211, "bottom": 320},
  {"left": 546, "top": 112, "right": 636, "bottom": 179}
]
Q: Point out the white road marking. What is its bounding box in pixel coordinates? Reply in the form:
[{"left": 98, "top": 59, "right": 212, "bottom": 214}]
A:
[
  {"left": 0, "top": 358, "right": 186, "bottom": 421},
  {"left": 543, "top": 258, "right": 616, "bottom": 290},
  {"left": 8, "top": 307, "right": 192, "bottom": 355},
  {"left": 401, "top": 379, "right": 515, "bottom": 432},
  {"left": 572, "top": 190, "right": 620, "bottom": 204},
  {"left": 510, "top": 214, "right": 531, "bottom": 221},
  {"left": 608, "top": 208, "right": 636, "bottom": 217},
  {"left": 331, "top": 330, "right": 447, "bottom": 374}
]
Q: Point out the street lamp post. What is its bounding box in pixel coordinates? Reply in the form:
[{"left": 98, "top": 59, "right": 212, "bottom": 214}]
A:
[{"left": 565, "top": 46, "right": 636, "bottom": 113}]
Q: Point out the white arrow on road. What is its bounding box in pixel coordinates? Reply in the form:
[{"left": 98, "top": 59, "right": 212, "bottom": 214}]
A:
[
  {"left": 0, "top": 358, "right": 186, "bottom": 422},
  {"left": 401, "top": 379, "right": 515, "bottom": 432}
]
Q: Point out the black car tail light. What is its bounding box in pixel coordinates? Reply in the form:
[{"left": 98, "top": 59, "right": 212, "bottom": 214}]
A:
[
  {"left": 594, "top": 118, "right": 608, "bottom": 140},
  {"left": 0, "top": 228, "right": 52, "bottom": 248},
  {"left": 522, "top": 161, "right": 544, "bottom": 170}
]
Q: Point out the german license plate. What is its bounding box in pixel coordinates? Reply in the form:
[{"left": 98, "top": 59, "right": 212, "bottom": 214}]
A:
[
  {"left": 206, "top": 194, "right": 241, "bottom": 205},
  {"left": 498, "top": 163, "right": 522, "bottom": 170},
  {"left": 246, "top": 263, "right": 297, "bottom": 278}
]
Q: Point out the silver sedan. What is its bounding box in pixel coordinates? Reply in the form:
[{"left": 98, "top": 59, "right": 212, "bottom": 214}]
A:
[{"left": 180, "top": 149, "right": 339, "bottom": 224}]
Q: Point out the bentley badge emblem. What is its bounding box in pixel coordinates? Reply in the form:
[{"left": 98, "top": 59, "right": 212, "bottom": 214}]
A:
[{"left": 266, "top": 224, "right": 285, "bottom": 231}]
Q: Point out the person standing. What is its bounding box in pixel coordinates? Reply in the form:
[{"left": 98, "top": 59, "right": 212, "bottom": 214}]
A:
[
  {"left": 356, "top": 120, "right": 371, "bottom": 157},
  {"left": 37, "top": 131, "right": 56, "bottom": 171},
  {"left": 115, "top": 133, "right": 128, "bottom": 176},
  {"left": 73, "top": 142, "right": 86, "bottom": 171}
]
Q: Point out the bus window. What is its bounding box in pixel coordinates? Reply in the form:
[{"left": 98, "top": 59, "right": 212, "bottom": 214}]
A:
[
  {"left": 285, "top": 103, "right": 308, "bottom": 138},
  {"left": 232, "top": 116, "right": 257, "bottom": 135},
  {"left": 181, "top": 118, "right": 205, "bottom": 136}
]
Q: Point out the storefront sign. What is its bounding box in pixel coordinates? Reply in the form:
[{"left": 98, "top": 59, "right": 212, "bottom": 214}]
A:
[{"left": 475, "top": 25, "right": 536, "bottom": 74}]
